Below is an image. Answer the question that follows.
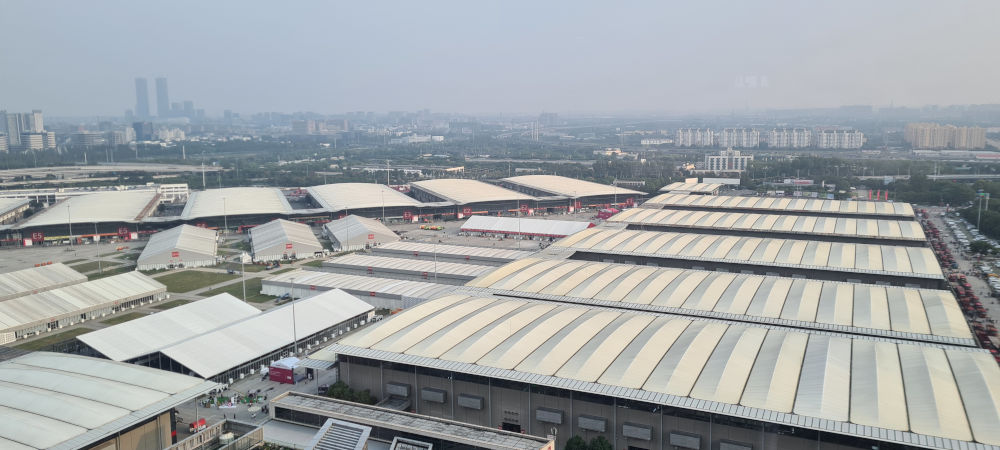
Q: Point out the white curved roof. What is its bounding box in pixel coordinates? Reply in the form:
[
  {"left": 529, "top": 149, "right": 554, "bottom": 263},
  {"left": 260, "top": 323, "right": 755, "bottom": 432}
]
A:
[
  {"left": 307, "top": 183, "right": 422, "bottom": 212},
  {"left": 502, "top": 175, "right": 644, "bottom": 197},
  {"left": 323, "top": 254, "right": 494, "bottom": 278},
  {"left": 160, "top": 289, "right": 372, "bottom": 379},
  {"left": 263, "top": 269, "right": 454, "bottom": 300},
  {"left": 659, "top": 182, "right": 722, "bottom": 194},
  {"left": 251, "top": 219, "right": 322, "bottom": 256},
  {"left": 611, "top": 207, "right": 926, "bottom": 242},
  {"left": 78, "top": 293, "right": 261, "bottom": 362},
  {"left": 181, "top": 187, "right": 292, "bottom": 220},
  {"left": 326, "top": 295, "right": 1000, "bottom": 448},
  {"left": 0, "top": 352, "right": 215, "bottom": 450},
  {"left": 375, "top": 241, "right": 534, "bottom": 261},
  {"left": 0, "top": 263, "right": 86, "bottom": 302},
  {"left": 555, "top": 228, "right": 942, "bottom": 279},
  {"left": 0, "top": 271, "right": 166, "bottom": 334},
  {"left": 644, "top": 193, "right": 915, "bottom": 218},
  {"left": 466, "top": 257, "right": 971, "bottom": 345},
  {"left": 137, "top": 224, "right": 217, "bottom": 264},
  {"left": 21, "top": 191, "right": 158, "bottom": 227},
  {"left": 411, "top": 179, "right": 533, "bottom": 205}
]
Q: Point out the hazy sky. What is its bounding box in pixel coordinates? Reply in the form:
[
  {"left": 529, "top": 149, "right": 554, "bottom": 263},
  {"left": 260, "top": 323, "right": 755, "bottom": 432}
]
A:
[{"left": 2, "top": 1, "right": 998, "bottom": 116}]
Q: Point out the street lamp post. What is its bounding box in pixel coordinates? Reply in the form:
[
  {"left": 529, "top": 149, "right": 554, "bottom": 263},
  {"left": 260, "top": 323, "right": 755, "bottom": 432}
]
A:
[
  {"left": 290, "top": 277, "right": 299, "bottom": 356},
  {"left": 95, "top": 223, "right": 102, "bottom": 273},
  {"left": 66, "top": 205, "right": 73, "bottom": 247},
  {"left": 222, "top": 196, "right": 228, "bottom": 236}
]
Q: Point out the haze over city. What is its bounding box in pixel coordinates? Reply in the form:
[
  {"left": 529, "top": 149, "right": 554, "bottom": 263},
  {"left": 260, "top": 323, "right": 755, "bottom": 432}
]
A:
[{"left": 2, "top": 0, "right": 999, "bottom": 116}]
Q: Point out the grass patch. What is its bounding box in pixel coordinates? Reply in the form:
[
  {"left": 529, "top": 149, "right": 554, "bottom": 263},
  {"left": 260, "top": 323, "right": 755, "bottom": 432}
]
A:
[
  {"left": 302, "top": 259, "right": 325, "bottom": 268},
  {"left": 71, "top": 260, "right": 122, "bottom": 273},
  {"left": 152, "top": 299, "right": 191, "bottom": 310},
  {"left": 271, "top": 267, "right": 296, "bottom": 274},
  {"left": 203, "top": 277, "right": 274, "bottom": 303},
  {"left": 221, "top": 262, "right": 267, "bottom": 272},
  {"left": 100, "top": 312, "right": 147, "bottom": 325},
  {"left": 15, "top": 328, "right": 93, "bottom": 351},
  {"left": 88, "top": 266, "right": 134, "bottom": 280},
  {"left": 63, "top": 258, "right": 87, "bottom": 264},
  {"left": 156, "top": 270, "right": 238, "bottom": 293}
]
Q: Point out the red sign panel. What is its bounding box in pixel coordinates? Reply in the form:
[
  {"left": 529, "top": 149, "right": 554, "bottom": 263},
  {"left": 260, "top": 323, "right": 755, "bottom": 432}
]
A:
[
  {"left": 368, "top": 234, "right": 375, "bottom": 240},
  {"left": 310, "top": 285, "right": 317, "bottom": 290},
  {"left": 403, "top": 211, "right": 413, "bottom": 221},
  {"left": 118, "top": 227, "right": 130, "bottom": 237},
  {"left": 285, "top": 243, "right": 293, "bottom": 249},
  {"left": 519, "top": 204, "right": 528, "bottom": 212},
  {"left": 171, "top": 251, "right": 180, "bottom": 258},
  {"left": 30, "top": 231, "right": 44, "bottom": 241},
  {"left": 574, "top": 201, "right": 582, "bottom": 209},
  {"left": 462, "top": 207, "right": 472, "bottom": 215}
]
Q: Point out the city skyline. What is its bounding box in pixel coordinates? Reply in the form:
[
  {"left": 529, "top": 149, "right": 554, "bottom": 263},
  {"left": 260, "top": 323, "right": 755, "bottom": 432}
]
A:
[{"left": 1, "top": 1, "right": 999, "bottom": 116}]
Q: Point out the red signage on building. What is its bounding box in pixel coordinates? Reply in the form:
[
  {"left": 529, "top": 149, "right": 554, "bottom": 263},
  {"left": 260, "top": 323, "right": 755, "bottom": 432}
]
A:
[
  {"left": 462, "top": 207, "right": 472, "bottom": 215},
  {"left": 30, "top": 231, "right": 44, "bottom": 241},
  {"left": 285, "top": 243, "right": 293, "bottom": 249},
  {"left": 574, "top": 201, "right": 582, "bottom": 209},
  {"left": 519, "top": 204, "right": 528, "bottom": 213},
  {"left": 118, "top": 227, "right": 130, "bottom": 237},
  {"left": 368, "top": 234, "right": 374, "bottom": 240},
  {"left": 171, "top": 251, "right": 180, "bottom": 257},
  {"left": 403, "top": 211, "right": 413, "bottom": 221}
]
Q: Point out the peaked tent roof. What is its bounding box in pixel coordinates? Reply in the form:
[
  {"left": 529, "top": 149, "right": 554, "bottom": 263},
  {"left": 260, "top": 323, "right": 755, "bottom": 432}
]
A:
[
  {"left": 137, "top": 224, "right": 218, "bottom": 264},
  {"left": 324, "top": 215, "right": 399, "bottom": 248}
]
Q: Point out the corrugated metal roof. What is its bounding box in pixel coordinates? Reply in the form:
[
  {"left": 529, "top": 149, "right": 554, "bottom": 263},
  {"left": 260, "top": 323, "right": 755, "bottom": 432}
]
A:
[
  {"left": 324, "top": 215, "right": 399, "bottom": 249},
  {"left": 20, "top": 191, "right": 158, "bottom": 227},
  {"left": 461, "top": 216, "right": 593, "bottom": 237},
  {"left": 411, "top": 179, "right": 534, "bottom": 205},
  {"left": 323, "top": 295, "right": 1000, "bottom": 448},
  {"left": 251, "top": 219, "right": 323, "bottom": 258},
  {"left": 465, "top": 258, "right": 971, "bottom": 345},
  {"left": 0, "top": 198, "right": 29, "bottom": 215},
  {"left": 375, "top": 241, "right": 534, "bottom": 261},
  {"left": 611, "top": 208, "right": 926, "bottom": 242},
  {"left": 77, "top": 293, "right": 261, "bottom": 362},
  {"left": 137, "top": 224, "right": 218, "bottom": 265},
  {"left": 0, "top": 263, "right": 87, "bottom": 302},
  {"left": 502, "top": 175, "right": 644, "bottom": 197},
  {"left": 181, "top": 187, "right": 292, "bottom": 220},
  {"left": 159, "top": 289, "right": 372, "bottom": 379},
  {"left": 0, "top": 352, "right": 215, "bottom": 450},
  {"left": 0, "top": 271, "right": 166, "bottom": 334},
  {"left": 659, "top": 182, "right": 723, "bottom": 193},
  {"left": 323, "top": 254, "right": 494, "bottom": 278},
  {"left": 262, "top": 269, "right": 454, "bottom": 300},
  {"left": 643, "top": 193, "right": 915, "bottom": 218},
  {"left": 307, "top": 183, "right": 423, "bottom": 212},
  {"left": 555, "top": 228, "right": 942, "bottom": 279}
]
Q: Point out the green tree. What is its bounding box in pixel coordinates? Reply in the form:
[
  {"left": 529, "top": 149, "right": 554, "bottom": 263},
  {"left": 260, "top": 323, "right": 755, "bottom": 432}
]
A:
[
  {"left": 970, "top": 240, "right": 995, "bottom": 255},
  {"left": 563, "top": 436, "right": 587, "bottom": 450},
  {"left": 588, "top": 436, "right": 613, "bottom": 450}
]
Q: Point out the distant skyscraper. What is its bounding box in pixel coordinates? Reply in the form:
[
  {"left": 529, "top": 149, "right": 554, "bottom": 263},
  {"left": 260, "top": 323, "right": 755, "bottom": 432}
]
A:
[
  {"left": 135, "top": 78, "right": 150, "bottom": 119},
  {"left": 28, "top": 110, "right": 43, "bottom": 133},
  {"left": 3, "top": 111, "right": 25, "bottom": 148},
  {"left": 133, "top": 121, "right": 153, "bottom": 141},
  {"left": 155, "top": 77, "right": 170, "bottom": 118}
]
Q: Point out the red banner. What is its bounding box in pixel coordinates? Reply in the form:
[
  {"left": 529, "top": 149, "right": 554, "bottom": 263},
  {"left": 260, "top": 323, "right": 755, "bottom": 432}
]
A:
[
  {"left": 519, "top": 204, "right": 528, "bottom": 213},
  {"left": 462, "top": 207, "right": 472, "bottom": 215},
  {"left": 30, "top": 231, "right": 44, "bottom": 241},
  {"left": 118, "top": 227, "right": 130, "bottom": 237},
  {"left": 368, "top": 234, "right": 374, "bottom": 240},
  {"left": 285, "top": 243, "right": 293, "bottom": 249},
  {"left": 171, "top": 251, "right": 180, "bottom": 257}
]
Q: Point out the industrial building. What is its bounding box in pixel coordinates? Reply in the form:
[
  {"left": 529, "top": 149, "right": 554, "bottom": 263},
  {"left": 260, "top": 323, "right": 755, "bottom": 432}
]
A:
[
  {"left": 18, "top": 190, "right": 160, "bottom": 239},
  {"left": 137, "top": 289, "right": 372, "bottom": 382},
  {"left": 250, "top": 218, "right": 324, "bottom": 262},
  {"left": 0, "top": 352, "right": 217, "bottom": 450},
  {"left": 371, "top": 241, "right": 534, "bottom": 266},
  {"left": 552, "top": 228, "right": 943, "bottom": 288},
  {"left": 307, "top": 183, "right": 424, "bottom": 220},
  {"left": 658, "top": 182, "right": 722, "bottom": 195},
  {"left": 180, "top": 186, "right": 293, "bottom": 224},
  {"left": 611, "top": 208, "right": 926, "bottom": 246},
  {"left": 410, "top": 179, "right": 534, "bottom": 217},
  {"left": 0, "top": 271, "right": 167, "bottom": 344},
  {"left": 500, "top": 174, "right": 645, "bottom": 210},
  {"left": 136, "top": 224, "right": 218, "bottom": 270},
  {"left": 465, "top": 257, "right": 972, "bottom": 346},
  {"left": 0, "top": 197, "right": 30, "bottom": 224},
  {"left": 643, "top": 194, "right": 915, "bottom": 220},
  {"left": 262, "top": 269, "right": 453, "bottom": 310},
  {"left": 320, "top": 254, "right": 494, "bottom": 285},
  {"left": 324, "top": 214, "right": 400, "bottom": 251},
  {"left": 460, "top": 216, "right": 594, "bottom": 239},
  {"left": 0, "top": 262, "right": 86, "bottom": 301},
  {"left": 319, "top": 294, "right": 1000, "bottom": 450},
  {"left": 274, "top": 394, "right": 555, "bottom": 450},
  {"left": 77, "top": 293, "right": 260, "bottom": 363}
]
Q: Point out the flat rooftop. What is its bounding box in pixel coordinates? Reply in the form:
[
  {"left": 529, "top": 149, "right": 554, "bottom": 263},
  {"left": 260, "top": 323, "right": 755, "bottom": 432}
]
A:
[
  {"left": 659, "top": 181, "right": 722, "bottom": 193},
  {"left": 307, "top": 183, "right": 423, "bottom": 212},
  {"left": 502, "top": 174, "right": 644, "bottom": 197},
  {"left": 20, "top": 190, "right": 159, "bottom": 227},
  {"left": 181, "top": 187, "right": 292, "bottom": 220},
  {"left": 273, "top": 392, "right": 554, "bottom": 450},
  {"left": 643, "top": 193, "right": 915, "bottom": 219},
  {"left": 410, "top": 179, "right": 533, "bottom": 205}
]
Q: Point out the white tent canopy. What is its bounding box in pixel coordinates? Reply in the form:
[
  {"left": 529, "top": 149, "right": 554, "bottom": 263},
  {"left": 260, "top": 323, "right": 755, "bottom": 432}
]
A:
[
  {"left": 250, "top": 219, "right": 324, "bottom": 262},
  {"left": 137, "top": 224, "right": 218, "bottom": 270},
  {"left": 324, "top": 215, "right": 399, "bottom": 251},
  {"left": 460, "top": 215, "right": 593, "bottom": 238}
]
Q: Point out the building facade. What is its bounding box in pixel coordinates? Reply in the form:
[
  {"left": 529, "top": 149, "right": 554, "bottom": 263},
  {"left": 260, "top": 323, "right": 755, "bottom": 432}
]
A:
[
  {"left": 717, "top": 128, "right": 760, "bottom": 148},
  {"left": 815, "top": 130, "right": 864, "bottom": 149},
  {"left": 766, "top": 128, "right": 812, "bottom": 148},
  {"left": 675, "top": 128, "right": 714, "bottom": 147},
  {"left": 904, "top": 123, "right": 986, "bottom": 149},
  {"left": 704, "top": 148, "right": 753, "bottom": 173},
  {"left": 135, "top": 77, "right": 150, "bottom": 119}
]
